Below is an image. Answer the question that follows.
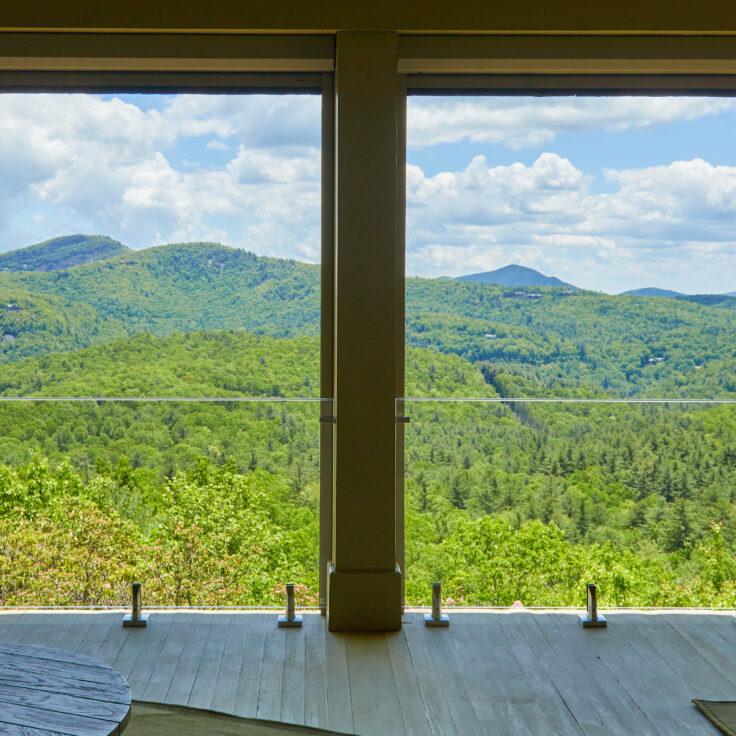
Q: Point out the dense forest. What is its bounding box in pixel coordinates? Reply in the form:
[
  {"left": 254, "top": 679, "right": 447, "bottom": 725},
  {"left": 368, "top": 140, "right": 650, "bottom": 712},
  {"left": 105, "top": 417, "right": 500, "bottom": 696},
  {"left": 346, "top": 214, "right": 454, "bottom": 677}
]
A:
[{"left": 1, "top": 235, "right": 735, "bottom": 609}]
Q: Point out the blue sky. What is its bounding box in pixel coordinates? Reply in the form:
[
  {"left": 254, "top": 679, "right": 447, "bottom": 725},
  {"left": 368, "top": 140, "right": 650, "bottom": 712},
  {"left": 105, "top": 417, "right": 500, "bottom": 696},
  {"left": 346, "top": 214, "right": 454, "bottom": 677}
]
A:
[
  {"left": 408, "top": 106, "right": 736, "bottom": 180},
  {"left": 1, "top": 92, "right": 736, "bottom": 293}
]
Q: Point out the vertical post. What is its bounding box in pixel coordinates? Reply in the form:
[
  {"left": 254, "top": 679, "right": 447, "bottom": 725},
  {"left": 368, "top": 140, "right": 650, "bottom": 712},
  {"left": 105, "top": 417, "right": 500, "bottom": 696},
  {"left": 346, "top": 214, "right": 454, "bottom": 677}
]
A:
[
  {"left": 425, "top": 582, "right": 449, "bottom": 627},
  {"left": 432, "top": 583, "right": 441, "bottom": 620},
  {"left": 319, "top": 70, "right": 335, "bottom": 616},
  {"left": 123, "top": 582, "right": 147, "bottom": 628},
  {"left": 587, "top": 583, "right": 597, "bottom": 621},
  {"left": 133, "top": 582, "right": 141, "bottom": 620},
  {"left": 395, "top": 73, "right": 407, "bottom": 614},
  {"left": 579, "top": 582, "right": 607, "bottom": 628},
  {"left": 327, "top": 31, "right": 402, "bottom": 632},
  {"left": 279, "top": 582, "right": 303, "bottom": 628},
  {"left": 287, "top": 583, "right": 296, "bottom": 621}
]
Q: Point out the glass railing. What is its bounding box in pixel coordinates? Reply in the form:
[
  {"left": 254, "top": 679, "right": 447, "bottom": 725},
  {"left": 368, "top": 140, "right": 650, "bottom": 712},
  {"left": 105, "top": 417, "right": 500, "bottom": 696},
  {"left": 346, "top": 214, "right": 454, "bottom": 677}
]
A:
[
  {"left": 403, "top": 397, "right": 736, "bottom": 609},
  {"left": 0, "top": 397, "right": 325, "bottom": 609}
]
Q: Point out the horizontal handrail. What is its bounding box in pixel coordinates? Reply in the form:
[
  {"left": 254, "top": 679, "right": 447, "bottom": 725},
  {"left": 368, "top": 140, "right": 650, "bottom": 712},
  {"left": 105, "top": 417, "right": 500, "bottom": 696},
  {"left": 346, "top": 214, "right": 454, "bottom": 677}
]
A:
[
  {"left": 402, "top": 397, "right": 736, "bottom": 404},
  {"left": 0, "top": 396, "right": 332, "bottom": 403}
]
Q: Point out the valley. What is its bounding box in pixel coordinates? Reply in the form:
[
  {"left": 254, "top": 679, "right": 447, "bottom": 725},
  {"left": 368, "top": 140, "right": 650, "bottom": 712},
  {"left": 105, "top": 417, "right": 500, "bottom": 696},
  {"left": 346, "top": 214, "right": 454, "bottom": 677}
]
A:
[{"left": 0, "top": 234, "right": 735, "bottom": 609}]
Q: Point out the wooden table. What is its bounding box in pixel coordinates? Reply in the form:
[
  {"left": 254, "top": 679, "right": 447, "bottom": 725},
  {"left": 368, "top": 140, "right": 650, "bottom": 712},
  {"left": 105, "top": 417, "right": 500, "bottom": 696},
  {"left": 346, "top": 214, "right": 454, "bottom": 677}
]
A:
[{"left": 0, "top": 642, "right": 131, "bottom": 736}]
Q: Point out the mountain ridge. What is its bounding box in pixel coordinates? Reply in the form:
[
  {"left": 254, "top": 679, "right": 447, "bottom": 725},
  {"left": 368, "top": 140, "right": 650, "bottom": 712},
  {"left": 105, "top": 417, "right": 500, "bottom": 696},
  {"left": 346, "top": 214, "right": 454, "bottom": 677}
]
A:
[
  {"left": 621, "top": 287, "right": 684, "bottom": 298},
  {"left": 0, "top": 235, "right": 130, "bottom": 272},
  {"left": 457, "top": 264, "right": 573, "bottom": 288},
  {"left": 2, "top": 235, "right": 736, "bottom": 399}
]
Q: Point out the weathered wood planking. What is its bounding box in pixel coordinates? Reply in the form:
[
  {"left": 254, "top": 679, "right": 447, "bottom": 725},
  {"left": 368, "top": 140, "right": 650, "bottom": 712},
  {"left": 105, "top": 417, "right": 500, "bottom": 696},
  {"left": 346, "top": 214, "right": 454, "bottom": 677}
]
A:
[
  {"left": 0, "top": 610, "right": 732, "bottom": 735},
  {"left": 210, "top": 613, "right": 255, "bottom": 714},
  {"left": 0, "top": 643, "right": 130, "bottom": 736},
  {"left": 187, "top": 613, "right": 234, "bottom": 710},
  {"left": 0, "top": 683, "right": 129, "bottom": 722},
  {"left": 0, "top": 723, "right": 61, "bottom": 736}
]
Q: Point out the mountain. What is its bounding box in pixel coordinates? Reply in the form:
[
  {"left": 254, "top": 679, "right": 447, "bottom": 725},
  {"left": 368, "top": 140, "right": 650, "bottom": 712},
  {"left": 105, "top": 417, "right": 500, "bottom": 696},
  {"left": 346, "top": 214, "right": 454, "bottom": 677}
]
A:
[
  {"left": 676, "top": 293, "right": 736, "bottom": 308},
  {"left": 4, "top": 235, "right": 736, "bottom": 399},
  {"left": 621, "top": 287, "right": 684, "bottom": 298},
  {"left": 457, "top": 264, "right": 573, "bottom": 288},
  {"left": 620, "top": 288, "right": 736, "bottom": 309},
  {"left": 0, "top": 240, "right": 320, "bottom": 363},
  {"left": 0, "top": 235, "right": 130, "bottom": 272},
  {"left": 725, "top": 291, "right": 736, "bottom": 297}
]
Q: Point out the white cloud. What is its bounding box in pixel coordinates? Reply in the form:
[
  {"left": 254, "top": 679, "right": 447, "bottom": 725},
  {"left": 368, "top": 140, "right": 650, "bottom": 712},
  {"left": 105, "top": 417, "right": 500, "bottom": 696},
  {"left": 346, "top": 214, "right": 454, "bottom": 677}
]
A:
[
  {"left": 407, "top": 97, "right": 736, "bottom": 149},
  {"left": 3, "top": 93, "right": 736, "bottom": 294},
  {"left": 0, "top": 93, "right": 321, "bottom": 260},
  {"left": 406, "top": 154, "right": 736, "bottom": 293}
]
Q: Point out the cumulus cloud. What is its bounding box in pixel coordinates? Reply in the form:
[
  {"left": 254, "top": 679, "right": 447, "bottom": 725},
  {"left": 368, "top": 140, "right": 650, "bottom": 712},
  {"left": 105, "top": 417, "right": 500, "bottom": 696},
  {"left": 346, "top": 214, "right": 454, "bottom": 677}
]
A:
[
  {"left": 407, "top": 96, "right": 736, "bottom": 149},
  {"left": 406, "top": 154, "right": 736, "bottom": 293},
  {"left": 0, "top": 93, "right": 321, "bottom": 259},
  {"left": 3, "top": 93, "right": 736, "bottom": 293}
]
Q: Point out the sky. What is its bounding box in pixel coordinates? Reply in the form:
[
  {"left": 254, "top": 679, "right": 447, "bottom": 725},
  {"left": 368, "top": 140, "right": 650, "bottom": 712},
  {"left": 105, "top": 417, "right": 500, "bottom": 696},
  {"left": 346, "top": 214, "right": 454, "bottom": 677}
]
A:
[{"left": 2, "top": 92, "right": 736, "bottom": 293}]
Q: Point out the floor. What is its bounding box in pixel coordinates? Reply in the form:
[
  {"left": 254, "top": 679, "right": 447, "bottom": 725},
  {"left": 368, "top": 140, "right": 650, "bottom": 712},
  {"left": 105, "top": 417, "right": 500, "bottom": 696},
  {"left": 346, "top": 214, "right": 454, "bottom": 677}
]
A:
[{"left": 0, "top": 609, "right": 730, "bottom": 735}]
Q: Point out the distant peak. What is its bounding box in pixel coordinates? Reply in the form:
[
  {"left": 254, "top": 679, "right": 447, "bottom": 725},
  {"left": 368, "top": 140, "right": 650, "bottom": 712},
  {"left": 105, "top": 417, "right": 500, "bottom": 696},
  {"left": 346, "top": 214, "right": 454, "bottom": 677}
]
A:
[
  {"left": 456, "top": 264, "right": 573, "bottom": 288},
  {"left": 620, "top": 287, "right": 684, "bottom": 298}
]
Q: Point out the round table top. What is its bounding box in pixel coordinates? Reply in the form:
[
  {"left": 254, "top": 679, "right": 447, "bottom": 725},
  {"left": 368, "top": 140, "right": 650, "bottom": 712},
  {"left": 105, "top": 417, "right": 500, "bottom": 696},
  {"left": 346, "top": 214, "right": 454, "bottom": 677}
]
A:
[{"left": 0, "top": 642, "right": 131, "bottom": 736}]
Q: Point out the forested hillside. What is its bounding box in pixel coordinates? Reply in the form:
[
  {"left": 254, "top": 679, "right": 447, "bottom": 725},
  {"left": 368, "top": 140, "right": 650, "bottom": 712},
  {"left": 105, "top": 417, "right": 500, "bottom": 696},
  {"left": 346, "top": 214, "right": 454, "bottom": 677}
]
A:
[
  {"left": 0, "top": 329, "right": 733, "bottom": 608},
  {"left": 0, "top": 235, "right": 735, "bottom": 609},
  {"left": 0, "top": 241, "right": 320, "bottom": 362},
  {"left": 407, "top": 279, "right": 736, "bottom": 397},
  {"left": 2, "top": 237, "right": 735, "bottom": 400}
]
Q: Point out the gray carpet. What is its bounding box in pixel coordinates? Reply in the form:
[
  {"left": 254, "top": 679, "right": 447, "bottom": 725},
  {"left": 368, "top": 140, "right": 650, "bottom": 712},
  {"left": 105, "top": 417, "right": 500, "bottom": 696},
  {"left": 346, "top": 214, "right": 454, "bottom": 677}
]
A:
[
  {"left": 127, "top": 702, "right": 354, "bottom": 736},
  {"left": 693, "top": 700, "right": 736, "bottom": 736}
]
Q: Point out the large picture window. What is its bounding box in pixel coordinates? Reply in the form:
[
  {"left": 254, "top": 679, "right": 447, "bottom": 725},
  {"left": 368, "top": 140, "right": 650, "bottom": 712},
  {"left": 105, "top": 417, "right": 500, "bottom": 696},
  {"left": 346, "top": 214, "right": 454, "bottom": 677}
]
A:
[
  {"left": 403, "top": 92, "right": 736, "bottom": 608},
  {"left": 0, "top": 88, "right": 328, "bottom": 608}
]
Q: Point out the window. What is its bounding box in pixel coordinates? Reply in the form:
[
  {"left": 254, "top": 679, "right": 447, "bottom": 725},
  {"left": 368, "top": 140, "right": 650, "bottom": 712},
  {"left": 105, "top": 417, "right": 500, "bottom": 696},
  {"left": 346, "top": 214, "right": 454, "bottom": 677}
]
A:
[
  {"left": 404, "top": 91, "right": 736, "bottom": 608},
  {"left": 0, "top": 80, "right": 331, "bottom": 608}
]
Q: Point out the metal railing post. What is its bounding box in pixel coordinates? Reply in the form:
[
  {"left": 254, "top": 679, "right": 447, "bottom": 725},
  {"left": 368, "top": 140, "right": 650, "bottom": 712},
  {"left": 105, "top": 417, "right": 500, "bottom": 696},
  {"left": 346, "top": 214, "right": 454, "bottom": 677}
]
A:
[
  {"left": 278, "top": 583, "right": 303, "bottom": 628},
  {"left": 424, "top": 582, "right": 449, "bottom": 627},
  {"left": 123, "top": 582, "right": 148, "bottom": 628},
  {"left": 579, "top": 582, "right": 607, "bottom": 628}
]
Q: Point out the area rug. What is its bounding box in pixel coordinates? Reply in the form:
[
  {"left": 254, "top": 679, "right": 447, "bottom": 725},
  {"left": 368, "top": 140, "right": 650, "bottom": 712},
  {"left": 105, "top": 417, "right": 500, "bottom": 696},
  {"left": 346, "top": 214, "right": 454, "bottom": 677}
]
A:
[
  {"left": 693, "top": 700, "right": 736, "bottom": 736},
  {"left": 128, "top": 702, "right": 354, "bottom": 736}
]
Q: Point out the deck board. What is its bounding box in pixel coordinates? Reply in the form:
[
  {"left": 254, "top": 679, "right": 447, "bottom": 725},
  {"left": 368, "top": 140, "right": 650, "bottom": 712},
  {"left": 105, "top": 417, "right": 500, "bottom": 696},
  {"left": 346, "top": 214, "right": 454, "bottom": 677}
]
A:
[
  {"left": 517, "top": 611, "right": 607, "bottom": 735},
  {"left": 464, "top": 612, "right": 535, "bottom": 735},
  {"left": 280, "top": 618, "right": 306, "bottom": 726},
  {"left": 303, "top": 612, "right": 328, "bottom": 729},
  {"left": 186, "top": 613, "right": 233, "bottom": 711},
  {"left": 165, "top": 614, "right": 212, "bottom": 706},
  {"left": 0, "top": 609, "right": 728, "bottom": 735},
  {"left": 384, "top": 627, "right": 430, "bottom": 736},
  {"left": 583, "top": 615, "right": 698, "bottom": 736},
  {"left": 236, "top": 613, "right": 271, "bottom": 718},
  {"left": 402, "top": 615, "right": 456, "bottom": 736},
  {"left": 495, "top": 612, "right": 582, "bottom": 735},
  {"left": 210, "top": 613, "right": 252, "bottom": 715},
  {"left": 141, "top": 611, "right": 194, "bottom": 703},
  {"left": 546, "top": 612, "right": 661, "bottom": 736},
  {"left": 255, "top": 622, "right": 286, "bottom": 721},
  {"left": 323, "top": 617, "right": 354, "bottom": 734},
  {"left": 123, "top": 612, "right": 175, "bottom": 697}
]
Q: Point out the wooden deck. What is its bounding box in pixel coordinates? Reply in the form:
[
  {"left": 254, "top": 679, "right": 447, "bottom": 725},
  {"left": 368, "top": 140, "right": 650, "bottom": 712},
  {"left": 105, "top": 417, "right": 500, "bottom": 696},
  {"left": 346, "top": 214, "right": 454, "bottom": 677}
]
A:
[{"left": 0, "top": 609, "right": 731, "bottom": 735}]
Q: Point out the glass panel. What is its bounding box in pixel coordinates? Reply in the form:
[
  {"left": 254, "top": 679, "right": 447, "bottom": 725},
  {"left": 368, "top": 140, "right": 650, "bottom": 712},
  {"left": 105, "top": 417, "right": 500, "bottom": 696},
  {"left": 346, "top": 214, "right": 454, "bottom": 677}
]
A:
[
  {"left": 404, "top": 399, "right": 736, "bottom": 608},
  {"left": 405, "top": 94, "right": 736, "bottom": 609},
  {"left": 0, "top": 91, "right": 324, "bottom": 607},
  {"left": 0, "top": 400, "right": 321, "bottom": 607}
]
